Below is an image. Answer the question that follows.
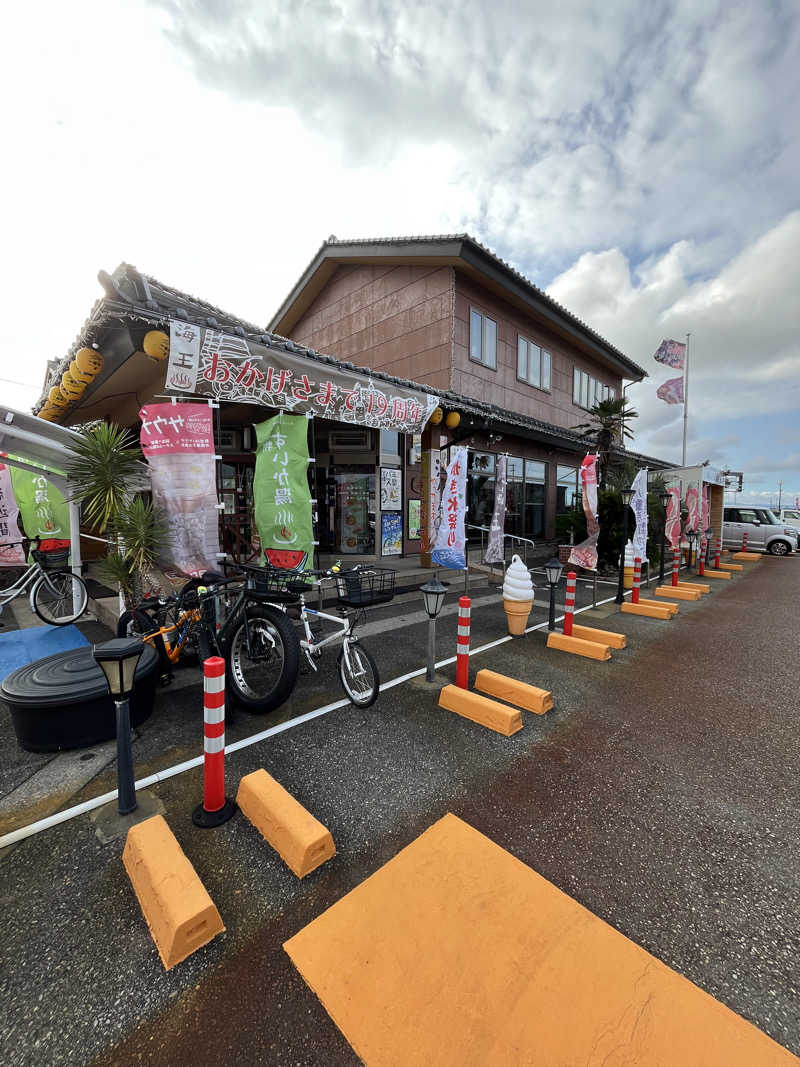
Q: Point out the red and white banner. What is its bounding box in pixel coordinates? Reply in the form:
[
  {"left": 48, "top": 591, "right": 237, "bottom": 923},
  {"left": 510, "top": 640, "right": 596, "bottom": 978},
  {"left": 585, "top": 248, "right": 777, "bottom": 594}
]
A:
[
  {"left": 0, "top": 459, "right": 25, "bottom": 566},
  {"left": 685, "top": 485, "right": 700, "bottom": 533},
  {"left": 652, "top": 339, "right": 686, "bottom": 369},
  {"left": 665, "top": 486, "right": 681, "bottom": 547},
  {"left": 569, "top": 453, "right": 599, "bottom": 571},
  {"left": 701, "top": 485, "right": 710, "bottom": 534},
  {"left": 139, "top": 403, "right": 220, "bottom": 576},
  {"left": 656, "top": 376, "right": 684, "bottom": 405}
]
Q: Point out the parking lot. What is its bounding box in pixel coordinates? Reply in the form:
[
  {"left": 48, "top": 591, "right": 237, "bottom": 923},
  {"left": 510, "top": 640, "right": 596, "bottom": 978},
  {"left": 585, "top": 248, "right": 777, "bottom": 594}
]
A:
[{"left": 1, "top": 556, "right": 799, "bottom": 1065}]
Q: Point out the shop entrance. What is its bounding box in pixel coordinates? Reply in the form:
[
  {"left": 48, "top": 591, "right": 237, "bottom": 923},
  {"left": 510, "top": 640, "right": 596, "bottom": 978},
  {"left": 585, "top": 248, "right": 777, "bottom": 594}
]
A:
[{"left": 317, "top": 465, "right": 376, "bottom": 556}]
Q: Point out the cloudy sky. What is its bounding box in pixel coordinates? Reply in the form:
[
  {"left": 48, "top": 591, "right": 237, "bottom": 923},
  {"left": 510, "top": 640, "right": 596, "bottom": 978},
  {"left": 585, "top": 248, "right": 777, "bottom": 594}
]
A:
[{"left": 2, "top": 0, "right": 798, "bottom": 503}]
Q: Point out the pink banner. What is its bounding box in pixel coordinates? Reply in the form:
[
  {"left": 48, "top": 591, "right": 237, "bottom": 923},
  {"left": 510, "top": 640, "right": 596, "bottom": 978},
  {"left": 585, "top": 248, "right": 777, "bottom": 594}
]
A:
[
  {"left": 0, "top": 460, "right": 25, "bottom": 566},
  {"left": 685, "top": 486, "right": 700, "bottom": 533},
  {"left": 652, "top": 339, "right": 686, "bottom": 369},
  {"left": 139, "top": 403, "right": 219, "bottom": 576},
  {"left": 569, "top": 453, "right": 599, "bottom": 571},
  {"left": 665, "top": 487, "right": 681, "bottom": 547},
  {"left": 701, "top": 486, "right": 710, "bottom": 534},
  {"left": 656, "top": 376, "right": 684, "bottom": 405}
]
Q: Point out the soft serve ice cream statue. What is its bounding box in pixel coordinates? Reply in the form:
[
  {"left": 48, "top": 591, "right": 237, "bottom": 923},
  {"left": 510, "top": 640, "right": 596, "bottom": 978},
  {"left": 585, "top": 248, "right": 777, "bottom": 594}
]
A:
[{"left": 502, "top": 554, "right": 534, "bottom": 635}]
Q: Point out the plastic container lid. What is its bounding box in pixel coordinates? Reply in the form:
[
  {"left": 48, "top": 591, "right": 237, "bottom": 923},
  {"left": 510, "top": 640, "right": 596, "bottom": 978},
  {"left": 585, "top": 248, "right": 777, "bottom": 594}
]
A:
[{"left": 1, "top": 644, "right": 158, "bottom": 707}]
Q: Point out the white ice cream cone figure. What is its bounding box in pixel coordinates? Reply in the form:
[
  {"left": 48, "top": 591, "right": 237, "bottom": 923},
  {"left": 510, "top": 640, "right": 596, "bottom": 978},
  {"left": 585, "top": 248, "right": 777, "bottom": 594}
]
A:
[{"left": 503, "top": 554, "right": 534, "bottom": 636}]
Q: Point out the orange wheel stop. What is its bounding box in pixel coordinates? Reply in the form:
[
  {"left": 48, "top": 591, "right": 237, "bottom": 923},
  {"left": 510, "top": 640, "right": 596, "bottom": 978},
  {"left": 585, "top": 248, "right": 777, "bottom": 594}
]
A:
[
  {"left": 236, "top": 769, "right": 336, "bottom": 878},
  {"left": 732, "top": 551, "right": 762, "bottom": 560},
  {"left": 571, "top": 623, "right": 627, "bottom": 648},
  {"left": 474, "top": 668, "right": 553, "bottom": 714},
  {"left": 122, "top": 815, "right": 224, "bottom": 971},
  {"left": 438, "top": 684, "right": 523, "bottom": 735},
  {"left": 621, "top": 601, "right": 673, "bottom": 619},
  {"left": 284, "top": 814, "right": 796, "bottom": 1067},
  {"left": 546, "top": 632, "right": 611, "bottom": 660},
  {"left": 703, "top": 569, "right": 732, "bottom": 579},
  {"left": 637, "top": 596, "right": 679, "bottom": 614},
  {"left": 655, "top": 585, "right": 701, "bottom": 601},
  {"left": 675, "top": 581, "right": 711, "bottom": 593},
  {"left": 717, "top": 562, "right": 744, "bottom": 571}
]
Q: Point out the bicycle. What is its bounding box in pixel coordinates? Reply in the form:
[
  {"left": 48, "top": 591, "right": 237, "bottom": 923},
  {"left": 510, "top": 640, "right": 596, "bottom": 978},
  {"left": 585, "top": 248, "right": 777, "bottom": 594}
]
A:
[
  {"left": 241, "top": 562, "right": 394, "bottom": 708},
  {"left": 117, "top": 569, "right": 301, "bottom": 712},
  {"left": 0, "top": 538, "right": 88, "bottom": 626}
]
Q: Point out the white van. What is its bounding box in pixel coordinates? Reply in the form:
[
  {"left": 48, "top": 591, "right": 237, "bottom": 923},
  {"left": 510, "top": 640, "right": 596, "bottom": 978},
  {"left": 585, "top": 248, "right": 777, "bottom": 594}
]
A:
[{"left": 723, "top": 506, "right": 798, "bottom": 556}]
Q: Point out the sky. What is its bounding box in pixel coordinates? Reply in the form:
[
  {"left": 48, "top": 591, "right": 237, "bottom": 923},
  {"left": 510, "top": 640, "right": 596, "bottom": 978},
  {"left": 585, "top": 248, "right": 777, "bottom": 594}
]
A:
[{"left": 2, "top": 0, "right": 798, "bottom": 505}]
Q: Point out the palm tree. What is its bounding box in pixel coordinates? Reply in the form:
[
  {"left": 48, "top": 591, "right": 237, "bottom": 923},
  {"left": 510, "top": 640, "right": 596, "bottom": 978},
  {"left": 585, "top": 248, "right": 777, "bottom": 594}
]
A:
[{"left": 573, "top": 396, "right": 638, "bottom": 487}]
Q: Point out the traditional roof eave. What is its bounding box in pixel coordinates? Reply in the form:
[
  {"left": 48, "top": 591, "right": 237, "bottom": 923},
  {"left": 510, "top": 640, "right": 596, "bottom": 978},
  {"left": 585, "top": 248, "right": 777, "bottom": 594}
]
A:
[{"left": 268, "top": 234, "right": 647, "bottom": 383}]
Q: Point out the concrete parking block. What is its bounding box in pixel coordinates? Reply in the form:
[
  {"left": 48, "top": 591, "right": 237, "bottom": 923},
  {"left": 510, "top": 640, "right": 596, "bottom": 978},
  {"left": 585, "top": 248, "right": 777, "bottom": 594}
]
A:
[
  {"left": 438, "top": 685, "right": 524, "bottom": 736},
  {"left": 703, "top": 569, "right": 732, "bottom": 579},
  {"left": 637, "top": 597, "right": 679, "bottom": 615},
  {"left": 546, "top": 632, "right": 611, "bottom": 660},
  {"left": 570, "top": 624, "right": 627, "bottom": 649},
  {"left": 474, "top": 669, "right": 553, "bottom": 715},
  {"left": 621, "top": 602, "right": 673, "bottom": 620},
  {"left": 655, "top": 586, "right": 701, "bottom": 601}
]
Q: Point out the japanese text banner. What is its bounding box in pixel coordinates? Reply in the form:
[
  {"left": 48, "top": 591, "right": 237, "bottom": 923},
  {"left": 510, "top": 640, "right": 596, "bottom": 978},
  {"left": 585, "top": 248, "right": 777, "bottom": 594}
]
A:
[
  {"left": 253, "top": 414, "right": 314, "bottom": 571},
  {"left": 139, "top": 403, "right": 220, "bottom": 577},
  {"left": 165, "top": 321, "right": 439, "bottom": 434},
  {"left": 432, "top": 447, "right": 467, "bottom": 569},
  {"left": 569, "top": 453, "right": 599, "bottom": 571},
  {"left": 0, "top": 460, "right": 25, "bottom": 565},
  {"left": 485, "top": 454, "right": 507, "bottom": 564},
  {"left": 631, "top": 468, "right": 648, "bottom": 562}
]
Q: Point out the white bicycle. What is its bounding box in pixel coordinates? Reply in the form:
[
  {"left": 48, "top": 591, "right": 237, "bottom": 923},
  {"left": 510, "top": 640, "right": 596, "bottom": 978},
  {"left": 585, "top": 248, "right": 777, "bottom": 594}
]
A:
[{"left": 0, "top": 538, "right": 88, "bottom": 626}]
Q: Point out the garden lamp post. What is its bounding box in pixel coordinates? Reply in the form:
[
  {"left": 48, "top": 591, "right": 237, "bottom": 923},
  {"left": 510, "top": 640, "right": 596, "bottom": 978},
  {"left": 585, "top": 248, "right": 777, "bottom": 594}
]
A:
[
  {"left": 658, "top": 491, "right": 670, "bottom": 581},
  {"left": 687, "top": 527, "right": 697, "bottom": 570},
  {"left": 615, "top": 487, "right": 635, "bottom": 605},
  {"left": 420, "top": 576, "right": 448, "bottom": 682},
  {"left": 704, "top": 526, "right": 714, "bottom": 566},
  {"left": 93, "top": 637, "right": 143, "bottom": 816},
  {"left": 544, "top": 556, "right": 563, "bottom": 631}
]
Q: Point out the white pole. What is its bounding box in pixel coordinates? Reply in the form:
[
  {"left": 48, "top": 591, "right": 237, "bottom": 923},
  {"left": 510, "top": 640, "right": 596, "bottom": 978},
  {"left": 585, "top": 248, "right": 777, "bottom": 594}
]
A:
[
  {"left": 68, "top": 499, "right": 82, "bottom": 614},
  {"left": 681, "top": 332, "right": 691, "bottom": 466}
]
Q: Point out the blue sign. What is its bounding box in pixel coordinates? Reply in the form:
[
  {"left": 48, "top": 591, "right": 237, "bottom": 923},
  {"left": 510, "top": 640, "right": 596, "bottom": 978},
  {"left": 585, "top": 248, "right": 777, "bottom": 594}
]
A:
[{"left": 381, "top": 512, "right": 402, "bottom": 556}]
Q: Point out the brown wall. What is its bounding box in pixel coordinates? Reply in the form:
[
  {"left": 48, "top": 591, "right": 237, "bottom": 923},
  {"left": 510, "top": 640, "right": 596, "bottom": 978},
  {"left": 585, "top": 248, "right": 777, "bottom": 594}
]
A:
[
  {"left": 452, "top": 277, "right": 622, "bottom": 432},
  {"left": 290, "top": 264, "right": 453, "bottom": 391}
]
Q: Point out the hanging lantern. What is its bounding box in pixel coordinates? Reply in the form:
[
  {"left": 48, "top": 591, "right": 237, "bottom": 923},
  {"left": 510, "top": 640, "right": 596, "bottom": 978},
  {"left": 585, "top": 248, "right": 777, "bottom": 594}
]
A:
[
  {"left": 37, "top": 407, "right": 54, "bottom": 421},
  {"left": 49, "top": 386, "right": 68, "bottom": 408},
  {"left": 75, "top": 346, "right": 104, "bottom": 379},
  {"left": 59, "top": 378, "right": 81, "bottom": 402},
  {"left": 429, "top": 406, "right": 444, "bottom": 425},
  {"left": 445, "top": 411, "right": 461, "bottom": 429},
  {"left": 143, "top": 330, "right": 170, "bottom": 361}
]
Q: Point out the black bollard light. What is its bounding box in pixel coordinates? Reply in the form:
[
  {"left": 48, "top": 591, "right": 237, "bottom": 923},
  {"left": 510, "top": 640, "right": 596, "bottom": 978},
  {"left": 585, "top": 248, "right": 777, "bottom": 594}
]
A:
[
  {"left": 93, "top": 637, "right": 143, "bottom": 816},
  {"left": 687, "top": 527, "right": 697, "bottom": 571},
  {"left": 658, "top": 491, "right": 670, "bottom": 581},
  {"left": 615, "top": 488, "right": 635, "bottom": 604},
  {"left": 420, "top": 576, "right": 448, "bottom": 682},
  {"left": 544, "top": 556, "right": 563, "bottom": 631}
]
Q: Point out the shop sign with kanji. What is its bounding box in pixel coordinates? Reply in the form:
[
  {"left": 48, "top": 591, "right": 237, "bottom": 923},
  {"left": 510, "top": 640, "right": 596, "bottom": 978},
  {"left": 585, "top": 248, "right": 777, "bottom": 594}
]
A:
[{"left": 166, "top": 320, "right": 438, "bottom": 433}]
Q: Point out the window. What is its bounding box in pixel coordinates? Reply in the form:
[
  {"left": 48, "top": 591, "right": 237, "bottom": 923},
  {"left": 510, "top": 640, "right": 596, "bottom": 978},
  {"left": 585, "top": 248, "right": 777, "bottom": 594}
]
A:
[
  {"left": 524, "top": 460, "right": 547, "bottom": 538},
  {"left": 557, "top": 465, "right": 579, "bottom": 513},
  {"left": 573, "top": 368, "right": 616, "bottom": 409},
  {"left": 517, "top": 337, "right": 551, "bottom": 390},
  {"left": 469, "top": 308, "right": 497, "bottom": 369}
]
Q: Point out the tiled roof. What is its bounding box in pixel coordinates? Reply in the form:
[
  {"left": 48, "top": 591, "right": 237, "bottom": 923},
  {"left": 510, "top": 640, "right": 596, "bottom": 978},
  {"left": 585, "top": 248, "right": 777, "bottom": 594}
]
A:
[{"left": 271, "top": 232, "right": 646, "bottom": 380}]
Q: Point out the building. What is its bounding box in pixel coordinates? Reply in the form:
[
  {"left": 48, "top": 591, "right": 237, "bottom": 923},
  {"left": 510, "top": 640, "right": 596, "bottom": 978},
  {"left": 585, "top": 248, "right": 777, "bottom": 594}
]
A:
[{"left": 33, "top": 237, "right": 667, "bottom": 567}]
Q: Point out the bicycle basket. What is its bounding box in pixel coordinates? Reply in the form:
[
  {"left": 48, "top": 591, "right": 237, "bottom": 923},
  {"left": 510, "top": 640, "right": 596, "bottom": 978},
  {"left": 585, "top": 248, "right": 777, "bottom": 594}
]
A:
[
  {"left": 241, "top": 563, "right": 312, "bottom": 602},
  {"left": 335, "top": 567, "right": 396, "bottom": 607},
  {"left": 33, "top": 548, "right": 69, "bottom": 571}
]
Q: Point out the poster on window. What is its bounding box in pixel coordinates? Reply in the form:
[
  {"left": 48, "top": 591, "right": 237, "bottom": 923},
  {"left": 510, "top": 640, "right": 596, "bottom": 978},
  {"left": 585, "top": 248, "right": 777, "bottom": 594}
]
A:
[
  {"left": 0, "top": 460, "right": 25, "bottom": 565},
  {"left": 381, "top": 512, "right": 403, "bottom": 556},
  {"left": 408, "top": 499, "right": 421, "bottom": 540},
  {"left": 380, "top": 468, "right": 402, "bottom": 511}
]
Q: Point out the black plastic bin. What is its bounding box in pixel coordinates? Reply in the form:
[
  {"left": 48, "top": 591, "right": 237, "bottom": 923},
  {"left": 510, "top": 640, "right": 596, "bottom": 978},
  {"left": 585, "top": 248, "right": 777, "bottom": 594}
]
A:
[{"left": 2, "top": 644, "right": 159, "bottom": 752}]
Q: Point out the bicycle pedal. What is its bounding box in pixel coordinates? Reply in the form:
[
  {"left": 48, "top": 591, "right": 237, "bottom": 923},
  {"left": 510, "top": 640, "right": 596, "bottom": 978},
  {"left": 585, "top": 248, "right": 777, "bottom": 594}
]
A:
[{"left": 159, "top": 673, "right": 173, "bottom": 687}]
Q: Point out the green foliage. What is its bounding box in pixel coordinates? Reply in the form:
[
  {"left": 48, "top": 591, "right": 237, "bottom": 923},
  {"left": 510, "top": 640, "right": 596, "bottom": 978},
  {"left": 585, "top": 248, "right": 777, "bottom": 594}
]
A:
[
  {"left": 572, "top": 397, "right": 639, "bottom": 487},
  {"left": 99, "top": 552, "right": 135, "bottom": 598},
  {"left": 558, "top": 484, "right": 666, "bottom": 571},
  {"left": 115, "top": 497, "right": 168, "bottom": 575},
  {"left": 65, "top": 423, "right": 144, "bottom": 532}
]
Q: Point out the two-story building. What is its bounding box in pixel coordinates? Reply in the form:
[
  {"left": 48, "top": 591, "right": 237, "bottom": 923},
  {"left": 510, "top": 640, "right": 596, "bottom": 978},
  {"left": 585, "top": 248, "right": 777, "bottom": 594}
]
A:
[{"left": 33, "top": 235, "right": 663, "bottom": 567}]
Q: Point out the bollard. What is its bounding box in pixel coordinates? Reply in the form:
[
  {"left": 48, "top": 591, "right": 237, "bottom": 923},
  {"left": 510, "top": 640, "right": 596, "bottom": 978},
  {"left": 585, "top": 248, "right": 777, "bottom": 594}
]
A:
[
  {"left": 671, "top": 546, "right": 680, "bottom": 587},
  {"left": 742, "top": 531, "right": 748, "bottom": 551},
  {"left": 192, "top": 657, "right": 236, "bottom": 828},
  {"left": 714, "top": 536, "right": 722, "bottom": 569},
  {"left": 456, "top": 596, "right": 471, "bottom": 690},
  {"left": 698, "top": 539, "right": 706, "bottom": 576},
  {"left": 563, "top": 572, "right": 576, "bottom": 636},
  {"left": 632, "top": 557, "right": 641, "bottom": 604}
]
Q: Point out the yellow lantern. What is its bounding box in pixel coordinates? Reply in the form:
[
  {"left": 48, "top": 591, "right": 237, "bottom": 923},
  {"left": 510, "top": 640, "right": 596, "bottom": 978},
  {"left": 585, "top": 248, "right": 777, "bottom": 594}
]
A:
[
  {"left": 143, "top": 330, "right": 170, "bottom": 361},
  {"left": 75, "top": 346, "right": 104, "bottom": 378},
  {"left": 429, "top": 406, "right": 444, "bottom": 425},
  {"left": 445, "top": 411, "right": 461, "bottom": 429},
  {"left": 59, "top": 378, "right": 81, "bottom": 401},
  {"left": 49, "top": 386, "right": 68, "bottom": 408},
  {"left": 37, "top": 407, "right": 54, "bottom": 421}
]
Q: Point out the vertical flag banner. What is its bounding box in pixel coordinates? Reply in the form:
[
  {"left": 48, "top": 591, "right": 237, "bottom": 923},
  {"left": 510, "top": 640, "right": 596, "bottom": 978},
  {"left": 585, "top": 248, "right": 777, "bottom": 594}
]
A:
[
  {"left": 9, "top": 462, "right": 71, "bottom": 552},
  {"left": 421, "top": 449, "right": 442, "bottom": 556},
  {"left": 685, "top": 485, "right": 700, "bottom": 532},
  {"left": 701, "top": 485, "right": 710, "bottom": 534},
  {"left": 656, "top": 377, "right": 684, "bottom": 405},
  {"left": 631, "top": 468, "right": 649, "bottom": 562},
  {"left": 665, "top": 487, "right": 681, "bottom": 547},
  {"left": 432, "top": 447, "right": 467, "bottom": 569},
  {"left": 569, "top": 453, "right": 600, "bottom": 571},
  {"left": 652, "top": 339, "right": 686, "bottom": 369},
  {"left": 166, "top": 320, "right": 202, "bottom": 393},
  {"left": 0, "top": 460, "right": 25, "bottom": 565},
  {"left": 253, "top": 414, "right": 314, "bottom": 570},
  {"left": 485, "top": 454, "right": 507, "bottom": 564},
  {"left": 140, "top": 403, "right": 220, "bottom": 576}
]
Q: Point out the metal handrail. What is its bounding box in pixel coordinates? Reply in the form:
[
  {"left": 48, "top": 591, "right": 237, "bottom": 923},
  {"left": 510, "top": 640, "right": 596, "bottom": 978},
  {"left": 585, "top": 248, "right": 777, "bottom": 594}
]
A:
[{"left": 465, "top": 524, "right": 535, "bottom": 575}]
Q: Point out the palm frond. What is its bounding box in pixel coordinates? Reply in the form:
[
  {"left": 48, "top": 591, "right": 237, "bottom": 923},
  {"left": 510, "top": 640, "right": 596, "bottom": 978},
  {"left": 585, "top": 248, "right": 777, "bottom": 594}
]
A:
[
  {"left": 98, "top": 552, "right": 135, "bottom": 596},
  {"left": 65, "top": 423, "right": 144, "bottom": 532},
  {"left": 116, "top": 497, "right": 168, "bottom": 574}
]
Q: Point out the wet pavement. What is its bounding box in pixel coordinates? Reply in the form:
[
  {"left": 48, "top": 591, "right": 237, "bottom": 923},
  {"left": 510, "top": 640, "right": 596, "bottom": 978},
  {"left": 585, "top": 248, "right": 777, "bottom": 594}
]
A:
[{"left": 1, "top": 557, "right": 799, "bottom": 1064}]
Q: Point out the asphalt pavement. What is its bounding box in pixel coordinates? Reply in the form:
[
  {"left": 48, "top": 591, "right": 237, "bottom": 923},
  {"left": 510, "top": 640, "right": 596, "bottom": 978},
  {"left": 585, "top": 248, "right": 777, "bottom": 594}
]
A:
[{"left": 1, "top": 557, "right": 798, "bottom": 1065}]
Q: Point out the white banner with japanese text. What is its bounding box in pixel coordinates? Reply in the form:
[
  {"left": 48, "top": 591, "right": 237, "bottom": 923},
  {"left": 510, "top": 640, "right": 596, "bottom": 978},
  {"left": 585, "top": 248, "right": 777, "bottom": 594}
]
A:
[{"left": 432, "top": 447, "right": 467, "bottom": 569}]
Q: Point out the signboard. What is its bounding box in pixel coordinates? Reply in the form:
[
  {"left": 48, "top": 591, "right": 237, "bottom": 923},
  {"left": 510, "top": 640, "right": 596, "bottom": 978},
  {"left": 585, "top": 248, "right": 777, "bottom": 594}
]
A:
[
  {"left": 420, "top": 449, "right": 441, "bottom": 556},
  {"left": 253, "top": 414, "right": 314, "bottom": 570},
  {"left": 381, "top": 512, "right": 403, "bottom": 556},
  {"left": 380, "top": 468, "right": 402, "bottom": 511},
  {"left": 9, "top": 462, "right": 70, "bottom": 551},
  {"left": 408, "top": 498, "right": 421, "bottom": 540},
  {"left": 139, "top": 402, "right": 220, "bottom": 576},
  {"left": 630, "top": 468, "right": 648, "bottom": 562},
  {"left": 0, "top": 460, "right": 25, "bottom": 565},
  {"left": 165, "top": 319, "right": 438, "bottom": 434}
]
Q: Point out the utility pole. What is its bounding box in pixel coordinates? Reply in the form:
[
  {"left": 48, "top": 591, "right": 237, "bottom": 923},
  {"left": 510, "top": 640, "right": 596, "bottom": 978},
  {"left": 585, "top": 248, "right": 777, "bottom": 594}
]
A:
[
  {"left": 778, "top": 480, "right": 783, "bottom": 510},
  {"left": 681, "top": 332, "right": 691, "bottom": 466}
]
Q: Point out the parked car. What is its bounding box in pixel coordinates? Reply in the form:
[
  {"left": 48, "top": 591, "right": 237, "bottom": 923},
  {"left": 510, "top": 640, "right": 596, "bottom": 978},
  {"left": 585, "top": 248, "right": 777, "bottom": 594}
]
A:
[
  {"left": 722, "top": 506, "right": 798, "bottom": 556},
  {"left": 772, "top": 508, "right": 800, "bottom": 540}
]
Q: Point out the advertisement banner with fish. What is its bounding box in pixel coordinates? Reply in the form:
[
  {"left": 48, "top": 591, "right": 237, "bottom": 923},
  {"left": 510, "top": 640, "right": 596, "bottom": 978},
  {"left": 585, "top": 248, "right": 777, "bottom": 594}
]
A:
[
  {"left": 432, "top": 447, "right": 467, "bottom": 570},
  {"left": 665, "top": 487, "right": 682, "bottom": 547},
  {"left": 253, "top": 413, "right": 314, "bottom": 571},
  {"left": 569, "top": 453, "right": 600, "bottom": 571}
]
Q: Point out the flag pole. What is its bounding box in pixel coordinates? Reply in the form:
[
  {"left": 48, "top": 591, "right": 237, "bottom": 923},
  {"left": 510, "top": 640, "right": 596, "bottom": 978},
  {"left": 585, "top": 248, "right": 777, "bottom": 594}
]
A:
[{"left": 681, "top": 332, "right": 691, "bottom": 465}]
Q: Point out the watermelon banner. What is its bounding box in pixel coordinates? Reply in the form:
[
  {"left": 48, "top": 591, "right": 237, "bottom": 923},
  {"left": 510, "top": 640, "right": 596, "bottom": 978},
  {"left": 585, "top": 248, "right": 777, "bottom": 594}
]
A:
[
  {"left": 253, "top": 413, "right": 314, "bottom": 570},
  {"left": 139, "top": 402, "right": 220, "bottom": 576},
  {"left": 0, "top": 459, "right": 25, "bottom": 566},
  {"left": 9, "top": 461, "right": 71, "bottom": 554}
]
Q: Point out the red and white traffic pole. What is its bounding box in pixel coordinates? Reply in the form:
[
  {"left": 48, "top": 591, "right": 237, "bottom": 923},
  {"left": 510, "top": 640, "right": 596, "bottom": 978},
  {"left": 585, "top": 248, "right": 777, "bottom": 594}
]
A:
[
  {"left": 632, "top": 557, "right": 642, "bottom": 603},
  {"left": 698, "top": 538, "right": 706, "bottom": 576},
  {"left": 714, "top": 536, "right": 722, "bottom": 569},
  {"left": 192, "top": 656, "right": 236, "bottom": 828},
  {"left": 563, "top": 571, "right": 576, "bottom": 636},
  {"left": 456, "top": 596, "right": 471, "bottom": 689},
  {"left": 671, "top": 546, "right": 680, "bottom": 587},
  {"left": 742, "top": 531, "right": 748, "bottom": 551}
]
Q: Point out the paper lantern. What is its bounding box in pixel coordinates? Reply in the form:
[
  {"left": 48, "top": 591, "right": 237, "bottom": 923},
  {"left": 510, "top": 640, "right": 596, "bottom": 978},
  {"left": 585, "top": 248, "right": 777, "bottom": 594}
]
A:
[
  {"left": 37, "top": 407, "right": 54, "bottom": 421},
  {"left": 49, "top": 386, "right": 68, "bottom": 408},
  {"left": 75, "top": 346, "right": 104, "bottom": 378},
  {"left": 143, "top": 330, "right": 170, "bottom": 361},
  {"left": 59, "top": 378, "right": 82, "bottom": 401},
  {"left": 429, "top": 406, "right": 444, "bottom": 425},
  {"left": 445, "top": 411, "right": 461, "bottom": 429}
]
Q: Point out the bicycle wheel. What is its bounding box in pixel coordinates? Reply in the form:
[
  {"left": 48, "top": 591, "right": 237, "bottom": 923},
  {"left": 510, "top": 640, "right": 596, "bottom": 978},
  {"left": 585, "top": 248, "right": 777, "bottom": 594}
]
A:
[
  {"left": 32, "top": 571, "right": 88, "bottom": 626},
  {"left": 117, "top": 608, "right": 168, "bottom": 666},
  {"left": 226, "top": 604, "right": 300, "bottom": 712},
  {"left": 337, "top": 640, "right": 379, "bottom": 707}
]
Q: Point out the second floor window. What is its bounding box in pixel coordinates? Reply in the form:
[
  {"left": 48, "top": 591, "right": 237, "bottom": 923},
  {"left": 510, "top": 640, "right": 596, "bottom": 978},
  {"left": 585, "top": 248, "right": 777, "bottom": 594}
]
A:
[
  {"left": 517, "top": 336, "right": 552, "bottom": 391},
  {"left": 470, "top": 309, "right": 497, "bottom": 369},
  {"left": 573, "top": 368, "right": 615, "bottom": 408}
]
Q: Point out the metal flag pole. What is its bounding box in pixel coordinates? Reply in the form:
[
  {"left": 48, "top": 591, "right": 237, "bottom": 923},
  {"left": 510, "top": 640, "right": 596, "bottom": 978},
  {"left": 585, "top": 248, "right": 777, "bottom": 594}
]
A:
[{"left": 681, "top": 332, "right": 691, "bottom": 466}]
